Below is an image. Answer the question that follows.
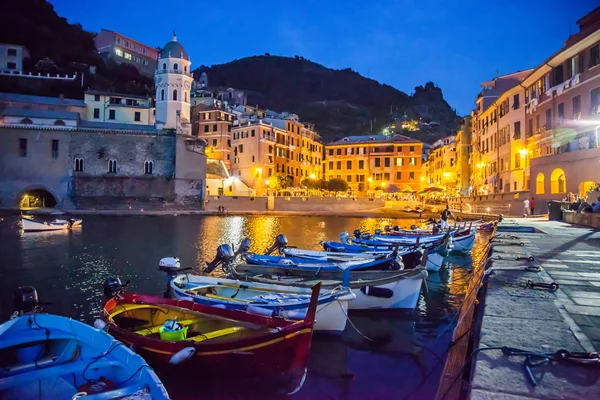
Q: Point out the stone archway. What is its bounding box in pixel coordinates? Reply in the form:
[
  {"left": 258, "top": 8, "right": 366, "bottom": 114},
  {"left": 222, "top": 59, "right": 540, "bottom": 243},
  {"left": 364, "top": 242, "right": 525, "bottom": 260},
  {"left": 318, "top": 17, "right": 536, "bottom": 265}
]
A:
[
  {"left": 550, "top": 168, "right": 566, "bottom": 194},
  {"left": 17, "top": 187, "right": 58, "bottom": 208}
]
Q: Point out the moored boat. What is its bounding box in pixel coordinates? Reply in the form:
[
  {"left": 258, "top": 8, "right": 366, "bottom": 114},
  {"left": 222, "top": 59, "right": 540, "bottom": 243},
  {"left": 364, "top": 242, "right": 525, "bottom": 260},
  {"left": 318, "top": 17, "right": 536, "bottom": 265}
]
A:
[
  {"left": 101, "top": 280, "right": 321, "bottom": 386},
  {"left": 21, "top": 217, "right": 82, "bottom": 232},
  {"left": 166, "top": 273, "right": 354, "bottom": 335},
  {"left": 0, "top": 287, "right": 169, "bottom": 400}
]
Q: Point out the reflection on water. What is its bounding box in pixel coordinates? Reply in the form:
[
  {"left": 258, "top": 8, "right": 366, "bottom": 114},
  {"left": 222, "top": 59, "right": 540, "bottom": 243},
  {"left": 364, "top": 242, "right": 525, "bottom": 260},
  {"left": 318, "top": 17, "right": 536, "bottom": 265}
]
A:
[{"left": 0, "top": 215, "right": 489, "bottom": 399}]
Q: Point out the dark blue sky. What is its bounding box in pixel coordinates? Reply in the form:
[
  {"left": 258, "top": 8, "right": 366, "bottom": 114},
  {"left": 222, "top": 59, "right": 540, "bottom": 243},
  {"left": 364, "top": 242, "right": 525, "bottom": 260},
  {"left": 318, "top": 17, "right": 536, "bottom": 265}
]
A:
[{"left": 50, "top": 0, "right": 598, "bottom": 115}]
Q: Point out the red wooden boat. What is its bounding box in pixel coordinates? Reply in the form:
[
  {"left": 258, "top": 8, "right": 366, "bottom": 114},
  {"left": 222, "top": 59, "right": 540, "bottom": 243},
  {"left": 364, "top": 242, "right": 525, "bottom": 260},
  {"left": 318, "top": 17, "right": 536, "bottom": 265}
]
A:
[{"left": 102, "top": 283, "right": 320, "bottom": 387}]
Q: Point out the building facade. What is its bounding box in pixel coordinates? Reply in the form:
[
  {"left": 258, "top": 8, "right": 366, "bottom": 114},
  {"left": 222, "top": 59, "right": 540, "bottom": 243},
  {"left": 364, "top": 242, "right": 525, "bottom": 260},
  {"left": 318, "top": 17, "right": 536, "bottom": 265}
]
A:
[
  {"left": 84, "top": 90, "right": 155, "bottom": 125},
  {"left": 324, "top": 135, "right": 423, "bottom": 193},
  {"left": 192, "top": 103, "right": 234, "bottom": 169},
  {"left": 0, "top": 44, "right": 29, "bottom": 73},
  {"left": 427, "top": 136, "right": 456, "bottom": 191},
  {"left": 520, "top": 9, "right": 600, "bottom": 200},
  {"left": 94, "top": 30, "right": 159, "bottom": 76},
  {"left": 455, "top": 117, "right": 472, "bottom": 195}
]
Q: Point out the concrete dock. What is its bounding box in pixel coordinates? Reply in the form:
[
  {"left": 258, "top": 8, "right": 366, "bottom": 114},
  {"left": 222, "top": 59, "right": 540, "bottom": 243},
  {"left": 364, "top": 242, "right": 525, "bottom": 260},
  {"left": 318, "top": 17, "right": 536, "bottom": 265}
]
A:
[{"left": 467, "top": 218, "right": 600, "bottom": 399}]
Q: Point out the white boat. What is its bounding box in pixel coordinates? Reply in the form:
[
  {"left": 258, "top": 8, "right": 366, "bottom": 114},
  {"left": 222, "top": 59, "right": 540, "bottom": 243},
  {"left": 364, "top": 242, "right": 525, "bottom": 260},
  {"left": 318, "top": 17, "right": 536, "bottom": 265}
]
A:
[
  {"left": 230, "top": 265, "right": 428, "bottom": 311},
  {"left": 425, "top": 249, "right": 447, "bottom": 272},
  {"left": 21, "top": 217, "right": 82, "bottom": 232},
  {"left": 168, "top": 274, "right": 355, "bottom": 335}
]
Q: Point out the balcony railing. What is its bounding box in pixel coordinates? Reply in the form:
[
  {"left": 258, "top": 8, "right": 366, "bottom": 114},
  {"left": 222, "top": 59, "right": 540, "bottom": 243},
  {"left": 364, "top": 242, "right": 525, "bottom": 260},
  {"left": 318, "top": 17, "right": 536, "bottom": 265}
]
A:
[{"left": 156, "top": 69, "right": 193, "bottom": 78}]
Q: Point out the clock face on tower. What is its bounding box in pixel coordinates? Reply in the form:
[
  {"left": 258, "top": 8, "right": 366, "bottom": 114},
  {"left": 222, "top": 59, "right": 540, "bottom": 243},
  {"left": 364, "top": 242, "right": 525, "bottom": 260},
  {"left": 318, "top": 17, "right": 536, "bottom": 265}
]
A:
[{"left": 184, "top": 81, "right": 190, "bottom": 90}]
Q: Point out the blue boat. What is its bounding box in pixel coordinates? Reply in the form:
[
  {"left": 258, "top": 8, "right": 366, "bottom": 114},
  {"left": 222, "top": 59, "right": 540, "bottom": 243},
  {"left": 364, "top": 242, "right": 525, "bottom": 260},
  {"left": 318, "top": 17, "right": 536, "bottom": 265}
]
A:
[
  {"left": 244, "top": 253, "right": 401, "bottom": 271},
  {"left": 0, "top": 287, "right": 170, "bottom": 400}
]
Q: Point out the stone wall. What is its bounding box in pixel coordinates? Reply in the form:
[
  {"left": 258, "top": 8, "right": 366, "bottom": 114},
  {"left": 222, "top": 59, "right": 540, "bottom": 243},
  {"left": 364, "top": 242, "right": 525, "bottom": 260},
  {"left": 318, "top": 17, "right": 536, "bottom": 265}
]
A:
[
  {"left": 204, "top": 196, "right": 268, "bottom": 212},
  {"left": 274, "top": 197, "right": 384, "bottom": 212},
  {"left": 562, "top": 211, "right": 600, "bottom": 228},
  {"left": 173, "top": 136, "right": 207, "bottom": 204},
  {"left": 449, "top": 191, "right": 532, "bottom": 217},
  {"left": 0, "top": 127, "right": 71, "bottom": 207},
  {"left": 72, "top": 176, "right": 174, "bottom": 198}
]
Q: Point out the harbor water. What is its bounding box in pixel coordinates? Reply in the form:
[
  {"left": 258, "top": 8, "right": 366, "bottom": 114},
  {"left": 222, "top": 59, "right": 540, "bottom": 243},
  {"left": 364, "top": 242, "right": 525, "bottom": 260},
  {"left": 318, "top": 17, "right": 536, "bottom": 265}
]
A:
[{"left": 0, "top": 215, "right": 489, "bottom": 399}]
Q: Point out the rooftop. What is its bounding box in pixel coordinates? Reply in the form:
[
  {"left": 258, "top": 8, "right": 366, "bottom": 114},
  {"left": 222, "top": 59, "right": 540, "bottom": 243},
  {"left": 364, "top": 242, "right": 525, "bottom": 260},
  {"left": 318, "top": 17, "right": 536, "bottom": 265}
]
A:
[
  {"left": 85, "top": 90, "right": 150, "bottom": 100},
  {"left": 0, "top": 92, "right": 85, "bottom": 107},
  {"left": 0, "top": 108, "right": 79, "bottom": 120},
  {"left": 78, "top": 120, "right": 158, "bottom": 133},
  {"left": 329, "top": 134, "right": 421, "bottom": 145},
  {"left": 160, "top": 35, "right": 189, "bottom": 61}
]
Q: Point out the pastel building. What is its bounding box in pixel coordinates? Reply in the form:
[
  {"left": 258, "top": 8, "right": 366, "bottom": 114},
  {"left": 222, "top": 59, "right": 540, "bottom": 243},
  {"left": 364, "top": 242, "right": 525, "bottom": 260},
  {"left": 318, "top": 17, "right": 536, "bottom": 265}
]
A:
[
  {"left": 94, "top": 29, "right": 159, "bottom": 76},
  {"left": 84, "top": 90, "right": 155, "bottom": 125},
  {"left": 0, "top": 44, "right": 29, "bottom": 73}
]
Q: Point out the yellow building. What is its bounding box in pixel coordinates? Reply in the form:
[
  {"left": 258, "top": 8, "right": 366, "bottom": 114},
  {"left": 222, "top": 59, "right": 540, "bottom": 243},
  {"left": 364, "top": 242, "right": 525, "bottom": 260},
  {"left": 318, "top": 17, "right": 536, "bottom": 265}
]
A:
[
  {"left": 427, "top": 136, "right": 456, "bottom": 191},
  {"left": 455, "top": 117, "right": 472, "bottom": 195},
  {"left": 324, "top": 134, "right": 423, "bottom": 193}
]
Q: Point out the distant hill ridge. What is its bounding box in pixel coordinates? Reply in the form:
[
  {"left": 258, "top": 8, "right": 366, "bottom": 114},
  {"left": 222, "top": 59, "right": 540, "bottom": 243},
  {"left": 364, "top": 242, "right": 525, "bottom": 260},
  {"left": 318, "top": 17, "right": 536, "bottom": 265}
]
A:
[{"left": 194, "top": 55, "right": 460, "bottom": 142}]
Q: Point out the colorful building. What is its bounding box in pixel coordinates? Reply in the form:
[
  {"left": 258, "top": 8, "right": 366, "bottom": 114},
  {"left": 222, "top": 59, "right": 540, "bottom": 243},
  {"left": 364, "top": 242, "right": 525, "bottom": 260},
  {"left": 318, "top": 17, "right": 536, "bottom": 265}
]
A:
[
  {"left": 94, "top": 29, "right": 159, "bottom": 77},
  {"left": 84, "top": 90, "right": 155, "bottom": 125},
  {"left": 192, "top": 103, "right": 235, "bottom": 170},
  {"left": 427, "top": 136, "right": 456, "bottom": 191},
  {"left": 455, "top": 117, "right": 472, "bottom": 196},
  {"left": 324, "top": 135, "right": 423, "bottom": 193}
]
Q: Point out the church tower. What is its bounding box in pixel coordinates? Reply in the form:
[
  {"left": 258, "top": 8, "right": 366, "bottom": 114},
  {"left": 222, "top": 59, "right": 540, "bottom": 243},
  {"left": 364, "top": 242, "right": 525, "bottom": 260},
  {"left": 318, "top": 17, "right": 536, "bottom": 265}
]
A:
[{"left": 155, "top": 34, "right": 193, "bottom": 134}]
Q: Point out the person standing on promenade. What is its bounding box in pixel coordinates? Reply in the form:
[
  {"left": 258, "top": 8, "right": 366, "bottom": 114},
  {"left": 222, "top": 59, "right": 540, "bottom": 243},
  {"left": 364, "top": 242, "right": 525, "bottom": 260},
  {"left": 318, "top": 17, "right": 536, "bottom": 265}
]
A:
[
  {"left": 440, "top": 205, "right": 453, "bottom": 230},
  {"left": 530, "top": 198, "right": 536, "bottom": 215},
  {"left": 523, "top": 198, "right": 531, "bottom": 217}
]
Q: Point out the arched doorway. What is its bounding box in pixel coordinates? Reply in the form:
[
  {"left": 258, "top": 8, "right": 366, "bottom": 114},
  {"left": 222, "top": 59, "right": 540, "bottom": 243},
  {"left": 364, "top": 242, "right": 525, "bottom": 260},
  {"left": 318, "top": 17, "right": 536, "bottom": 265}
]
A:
[
  {"left": 19, "top": 189, "right": 57, "bottom": 208},
  {"left": 535, "top": 173, "right": 545, "bottom": 194},
  {"left": 550, "top": 168, "right": 566, "bottom": 194}
]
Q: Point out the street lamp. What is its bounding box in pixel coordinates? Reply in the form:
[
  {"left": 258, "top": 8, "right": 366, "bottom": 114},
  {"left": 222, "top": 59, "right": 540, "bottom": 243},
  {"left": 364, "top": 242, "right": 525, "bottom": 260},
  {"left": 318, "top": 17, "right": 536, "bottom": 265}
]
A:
[{"left": 310, "top": 173, "right": 316, "bottom": 180}]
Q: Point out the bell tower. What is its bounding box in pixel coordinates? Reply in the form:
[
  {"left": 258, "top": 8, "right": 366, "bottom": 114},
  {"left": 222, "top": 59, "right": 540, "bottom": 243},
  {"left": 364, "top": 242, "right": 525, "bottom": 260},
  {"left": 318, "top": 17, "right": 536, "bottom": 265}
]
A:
[{"left": 155, "top": 34, "right": 193, "bottom": 134}]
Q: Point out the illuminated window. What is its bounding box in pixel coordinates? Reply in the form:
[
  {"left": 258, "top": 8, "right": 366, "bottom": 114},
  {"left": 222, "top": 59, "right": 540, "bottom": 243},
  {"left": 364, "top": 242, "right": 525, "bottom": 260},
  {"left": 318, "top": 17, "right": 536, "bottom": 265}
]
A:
[
  {"left": 115, "top": 49, "right": 123, "bottom": 57},
  {"left": 550, "top": 168, "right": 566, "bottom": 194},
  {"left": 396, "top": 157, "right": 403, "bottom": 166},
  {"left": 124, "top": 52, "right": 132, "bottom": 60}
]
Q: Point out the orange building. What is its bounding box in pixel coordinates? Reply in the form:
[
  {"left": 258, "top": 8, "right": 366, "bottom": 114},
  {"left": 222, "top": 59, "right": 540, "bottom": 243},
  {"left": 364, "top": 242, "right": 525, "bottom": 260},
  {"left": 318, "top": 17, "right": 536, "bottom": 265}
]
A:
[
  {"left": 324, "top": 135, "right": 423, "bottom": 192},
  {"left": 191, "top": 103, "right": 234, "bottom": 169}
]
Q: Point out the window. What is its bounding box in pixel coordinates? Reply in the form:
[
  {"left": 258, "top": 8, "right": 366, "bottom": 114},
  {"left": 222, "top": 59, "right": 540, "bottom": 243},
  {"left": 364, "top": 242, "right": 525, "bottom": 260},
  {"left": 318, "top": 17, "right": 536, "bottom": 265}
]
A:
[
  {"left": 347, "top": 175, "right": 352, "bottom": 182},
  {"left": 557, "top": 103, "right": 564, "bottom": 125},
  {"left": 336, "top": 161, "right": 342, "bottom": 169},
  {"left": 124, "top": 52, "right": 132, "bottom": 60},
  {"left": 228, "top": 140, "right": 231, "bottom": 148},
  {"left": 358, "top": 160, "right": 364, "bottom": 169},
  {"left": 383, "top": 173, "right": 390, "bottom": 181},
  {"left": 115, "top": 49, "right": 123, "bottom": 57},
  {"left": 396, "top": 157, "right": 404, "bottom": 166},
  {"left": 116, "top": 37, "right": 121, "bottom": 45},
  {"left": 173, "top": 63, "right": 178, "bottom": 70},
  {"left": 162, "top": 63, "right": 166, "bottom": 70},
  {"left": 204, "top": 125, "right": 209, "bottom": 133},
  {"left": 94, "top": 94, "right": 100, "bottom": 102},
  {"left": 346, "top": 160, "right": 352, "bottom": 169},
  {"left": 184, "top": 92, "right": 188, "bottom": 102},
  {"left": 184, "top": 66, "right": 187, "bottom": 72},
  {"left": 384, "top": 158, "right": 390, "bottom": 167},
  {"left": 251, "top": 129, "right": 255, "bottom": 137},
  {"left": 396, "top": 172, "right": 401, "bottom": 180},
  {"left": 239, "top": 144, "right": 244, "bottom": 153},
  {"left": 591, "top": 87, "right": 600, "bottom": 114},
  {"left": 20, "top": 118, "right": 32, "bottom": 124},
  {"left": 590, "top": 45, "right": 600, "bottom": 69},
  {"left": 535, "top": 114, "right": 540, "bottom": 132},
  {"left": 528, "top": 119, "right": 533, "bottom": 137},
  {"left": 409, "top": 146, "right": 415, "bottom": 153},
  {"left": 337, "top": 149, "right": 342, "bottom": 155},
  {"left": 409, "top": 157, "right": 416, "bottom": 166},
  {"left": 7, "top": 48, "right": 17, "bottom": 56},
  {"left": 252, "top": 156, "right": 255, "bottom": 162},
  {"left": 329, "top": 149, "right": 333, "bottom": 156},
  {"left": 572, "top": 95, "right": 581, "bottom": 118},
  {"left": 142, "top": 48, "right": 147, "bottom": 55},
  {"left": 514, "top": 153, "right": 521, "bottom": 169},
  {"left": 328, "top": 161, "right": 333, "bottom": 170},
  {"left": 514, "top": 121, "right": 521, "bottom": 139},
  {"left": 172, "top": 89, "right": 178, "bottom": 101},
  {"left": 53, "top": 119, "right": 65, "bottom": 126},
  {"left": 160, "top": 89, "right": 165, "bottom": 101},
  {"left": 125, "top": 41, "right": 130, "bottom": 48},
  {"left": 144, "top": 161, "right": 154, "bottom": 175},
  {"left": 409, "top": 172, "right": 415, "bottom": 180},
  {"left": 212, "top": 124, "right": 217, "bottom": 132},
  {"left": 545, "top": 109, "right": 551, "bottom": 130},
  {"left": 108, "top": 159, "right": 118, "bottom": 173},
  {"left": 375, "top": 158, "right": 381, "bottom": 167},
  {"left": 52, "top": 139, "right": 58, "bottom": 158},
  {"left": 134, "top": 111, "right": 141, "bottom": 122},
  {"left": 109, "top": 109, "right": 116, "bottom": 120},
  {"left": 5, "top": 61, "right": 15, "bottom": 70},
  {"left": 513, "top": 94, "right": 520, "bottom": 109},
  {"left": 74, "top": 157, "right": 84, "bottom": 172},
  {"left": 212, "top": 139, "right": 217, "bottom": 147}
]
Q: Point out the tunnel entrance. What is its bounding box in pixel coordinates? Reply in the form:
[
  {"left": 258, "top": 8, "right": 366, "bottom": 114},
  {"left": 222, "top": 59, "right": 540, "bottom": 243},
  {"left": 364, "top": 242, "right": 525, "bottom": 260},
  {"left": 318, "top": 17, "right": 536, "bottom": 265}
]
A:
[{"left": 19, "top": 189, "right": 57, "bottom": 208}]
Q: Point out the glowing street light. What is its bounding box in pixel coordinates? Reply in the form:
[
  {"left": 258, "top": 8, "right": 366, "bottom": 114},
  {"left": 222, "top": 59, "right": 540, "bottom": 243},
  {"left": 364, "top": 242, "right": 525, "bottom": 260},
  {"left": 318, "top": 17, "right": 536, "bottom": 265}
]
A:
[
  {"left": 519, "top": 148, "right": 527, "bottom": 156},
  {"left": 381, "top": 182, "right": 386, "bottom": 187},
  {"left": 310, "top": 173, "right": 316, "bottom": 179},
  {"left": 367, "top": 177, "right": 373, "bottom": 182},
  {"left": 256, "top": 167, "right": 262, "bottom": 174},
  {"left": 265, "top": 179, "right": 270, "bottom": 186}
]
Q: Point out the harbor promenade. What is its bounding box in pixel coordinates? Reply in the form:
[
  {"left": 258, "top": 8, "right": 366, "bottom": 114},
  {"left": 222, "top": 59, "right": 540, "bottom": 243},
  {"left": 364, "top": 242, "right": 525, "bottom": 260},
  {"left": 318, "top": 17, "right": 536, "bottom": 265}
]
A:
[{"left": 462, "top": 218, "right": 600, "bottom": 399}]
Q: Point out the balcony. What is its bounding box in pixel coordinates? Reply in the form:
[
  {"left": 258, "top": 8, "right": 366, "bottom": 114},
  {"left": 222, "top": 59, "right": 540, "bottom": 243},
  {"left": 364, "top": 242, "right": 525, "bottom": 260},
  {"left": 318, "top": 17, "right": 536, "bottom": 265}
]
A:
[{"left": 156, "top": 69, "right": 193, "bottom": 78}]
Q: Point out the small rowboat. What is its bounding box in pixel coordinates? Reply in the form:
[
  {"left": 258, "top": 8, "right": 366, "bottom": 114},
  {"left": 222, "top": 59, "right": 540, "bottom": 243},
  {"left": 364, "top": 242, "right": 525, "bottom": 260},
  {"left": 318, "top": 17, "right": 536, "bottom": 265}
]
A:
[
  {"left": 230, "top": 266, "right": 428, "bottom": 310},
  {"left": 21, "top": 217, "right": 82, "bottom": 232},
  {"left": 245, "top": 253, "right": 402, "bottom": 271},
  {"left": 168, "top": 274, "right": 354, "bottom": 335},
  {"left": 102, "top": 283, "right": 321, "bottom": 386},
  {"left": 0, "top": 287, "right": 169, "bottom": 400}
]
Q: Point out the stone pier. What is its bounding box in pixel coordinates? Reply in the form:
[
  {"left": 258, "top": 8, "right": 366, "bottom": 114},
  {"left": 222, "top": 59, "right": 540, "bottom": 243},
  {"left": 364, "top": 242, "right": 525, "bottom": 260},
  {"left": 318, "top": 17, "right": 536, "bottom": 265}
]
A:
[{"left": 468, "top": 218, "right": 600, "bottom": 399}]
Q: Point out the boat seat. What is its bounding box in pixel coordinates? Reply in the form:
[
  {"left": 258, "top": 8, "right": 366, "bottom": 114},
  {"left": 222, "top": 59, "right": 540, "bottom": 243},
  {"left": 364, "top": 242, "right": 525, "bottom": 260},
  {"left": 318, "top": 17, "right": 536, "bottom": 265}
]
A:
[
  {"left": 187, "top": 326, "right": 246, "bottom": 342},
  {"left": 203, "top": 293, "right": 253, "bottom": 303},
  {"left": 133, "top": 319, "right": 201, "bottom": 336},
  {"left": 109, "top": 304, "right": 170, "bottom": 319}
]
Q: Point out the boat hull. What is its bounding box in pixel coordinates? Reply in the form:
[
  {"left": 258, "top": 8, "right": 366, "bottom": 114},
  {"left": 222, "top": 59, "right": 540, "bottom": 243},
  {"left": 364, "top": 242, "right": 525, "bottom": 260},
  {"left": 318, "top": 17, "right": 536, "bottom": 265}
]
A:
[
  {"left": 21, "top": 218, "right": 68, "bottom": 232},
  {"left": 349, "top": 272, "right": 424, "bottom": 310},
  {"left": 451, "top": 228, "right": 477, "bottom": 253},
  {"left": 169, "top": 276, "right": 353, "bottom": 335},
  {"left": 426, "top": 250, "right": 446, "bottom": 272}
]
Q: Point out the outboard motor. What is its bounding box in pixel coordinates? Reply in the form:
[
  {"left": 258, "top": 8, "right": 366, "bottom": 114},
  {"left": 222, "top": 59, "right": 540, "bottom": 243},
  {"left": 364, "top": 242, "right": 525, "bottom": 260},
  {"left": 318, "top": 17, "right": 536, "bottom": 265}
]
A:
[
  {"left": 159, "top": 257, "right": 181, "bottom": 279},
  {"left": 103, "top": 277, "right": 129, "bottom": 298},
  {"left": 353, "top": 229, "right": 362, "bottom": 239},
  {"left": 265, "top": 234, "right": 288, "bottom": 255},
  {"left": 339, "top": 232, "right": 351, "bottom": 244},
  {"left": 14, "top": 286, "right": 39, "bottom": 314},
  {"left": 374, "top": 229, "right": 382, "bottom": 235},
  {"left": 204, "top": 244, "right": 235, "bottom": 273},
  {"left": 431, "top": 224, "right": 440, "bottom": 234},
  {"left": 384, "top": 225, "right": 391, "bottom": 233},
  {"left": 498, "top": 213, "right": 504, "bottom": 223},
  {"left": 234, "top": 238, "right": 252, "bottom": 259},
  {"left": 410, "top": 224, "right": 418, "bottom": 230},
  {"left": 361, "top": 233, "right": 372, "bottom": 240},
  {"left": 392, "top": 226, "right": 400, "bottom": 232}
]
